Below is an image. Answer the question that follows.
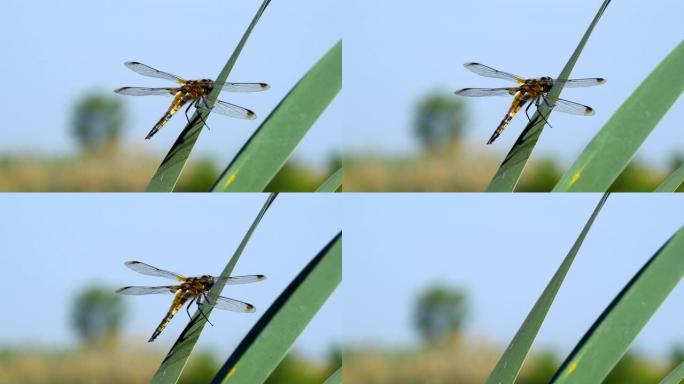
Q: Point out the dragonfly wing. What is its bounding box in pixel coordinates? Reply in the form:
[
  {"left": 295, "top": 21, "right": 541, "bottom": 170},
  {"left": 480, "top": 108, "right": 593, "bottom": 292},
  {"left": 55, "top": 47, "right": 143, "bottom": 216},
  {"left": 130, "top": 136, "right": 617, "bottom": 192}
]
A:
[
  {"left": 124, "top": 62, "right": 185, "bottom": 84},
  {"left": 116, "top": 286, "right": 177, "bottom": 295},
  {"left": 554, "top": 78, "right": 606, "bottom": 88},
  {"left": 455, "top": 87, "right": 515, "bottom": 97},
  {"left": 123, "top": 261, "right": 185, "bottom": 281},
  {"left": 463, "top": 63, "right": 524, "bottom": 83},
  {"left": 198, "top": 98, "right": 256, "bottom": 120},
  {"left": 214, "top": 274, "right": 266, "bottom": 285},
  {"left": 543, "top": 97, "right": 595, "bottom": 115},
  {"left": 216, "top": 82, "right": 270, "bottom": 92},
  {"left": 209, "top": 296, "right": 256, "bottom": 312},
  {"left": 114, "top": 87, "right": 176, "bottom": 96}
]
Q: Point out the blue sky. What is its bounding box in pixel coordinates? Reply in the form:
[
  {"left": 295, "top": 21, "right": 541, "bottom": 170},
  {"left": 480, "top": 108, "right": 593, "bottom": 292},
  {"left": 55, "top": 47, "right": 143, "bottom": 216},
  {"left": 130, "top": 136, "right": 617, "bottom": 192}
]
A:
[
  {"left": 0, "top": 0, "right": 342, "bottom": 168},
  {"left": 340, "top": 194, "right": 684, "bottom": 360},
  {"left": 0, "top": 194, "right": 343, "bottom": 358},
  {"left": 344, "top": 0, "right": 684, "bottom": 168}
]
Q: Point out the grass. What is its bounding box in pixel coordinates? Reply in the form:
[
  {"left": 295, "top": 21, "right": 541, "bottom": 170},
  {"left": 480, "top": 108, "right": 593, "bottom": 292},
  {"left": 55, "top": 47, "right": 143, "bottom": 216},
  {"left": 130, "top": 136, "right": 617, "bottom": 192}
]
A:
[
  {"left": 212, "top": 233, "right": 342, "bottom": 383},
  {"left": 486, "top": 0, "right": 612, "bottom": 192},
  {"left": 145, "top": 0, "right": 271, "bottom": 192},
  {"left": 553, "top": 40, "right": 684, "bottom": 192},
  {"left": 656, "top": 162, "right": 684, "bottom": 192},
  {"left": 550, "top": 225, "right": 684, "bottom": 383},
  {"left": 315, "top": 168, "right": 342, "bottom": 192},
  {"left": 484, "top": 193, "right": 609, "bottom": 384},
  {"left": 212, "top": 41, "right": 342, "bottom": 192}
]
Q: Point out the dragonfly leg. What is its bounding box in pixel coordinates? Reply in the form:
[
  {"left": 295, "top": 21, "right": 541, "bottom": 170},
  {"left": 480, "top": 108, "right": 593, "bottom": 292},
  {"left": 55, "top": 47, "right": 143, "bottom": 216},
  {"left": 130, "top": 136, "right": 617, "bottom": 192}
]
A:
[
  {"left": 524, "top": 100, "right": 534, "bottom": 123},
  {"left": 195, "top": 99, "right": 213, "bottom": 131},
  {"left": 536, "top": 102, "right": 554, "bottom": 129},
  {"left": 196, "top": 297, "right": 214, "bottom": 326},
  {"left": 183, "top": 102, "right": 193, "bottom": 126},
  {"left": 186, "top": 296, "right": 196, "bottom": 320}
]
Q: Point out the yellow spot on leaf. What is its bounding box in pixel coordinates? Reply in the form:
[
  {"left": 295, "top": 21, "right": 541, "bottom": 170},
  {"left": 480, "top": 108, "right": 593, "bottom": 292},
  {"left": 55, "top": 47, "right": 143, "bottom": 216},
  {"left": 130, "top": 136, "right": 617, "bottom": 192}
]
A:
[
  {"left": 570, "top": 172, "right": 581, "bottom": 186},
  {"left": 223, "top": 174, "right": 237, "bottom": 189},
  {"left": 568, "top": 361, "right": 578, "bottom": 374},
  {"left": 228, "top": 367, "right": 236, "bottom": 378}
]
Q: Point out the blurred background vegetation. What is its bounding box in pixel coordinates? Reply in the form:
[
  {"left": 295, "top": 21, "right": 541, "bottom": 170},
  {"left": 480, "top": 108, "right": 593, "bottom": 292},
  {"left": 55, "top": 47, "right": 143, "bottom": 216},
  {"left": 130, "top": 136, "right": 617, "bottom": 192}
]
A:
[
  {"left": 0, "top": 284, "right": 338, "bottom": 384},
  {"left": 344, "top": 284, "right": 683, "bottom": 384},
  {"left": 0, "top": 92, "right": 337, "bottom": 192},
  {"left": 343, "top": 92, "right": 684, "bottom": 192}
]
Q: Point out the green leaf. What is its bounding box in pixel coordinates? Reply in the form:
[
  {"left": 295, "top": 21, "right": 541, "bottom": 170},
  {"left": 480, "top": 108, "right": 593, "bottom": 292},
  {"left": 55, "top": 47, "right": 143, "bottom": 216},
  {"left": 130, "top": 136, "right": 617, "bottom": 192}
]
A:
[
  {"left": 658, "top": 361, "right": 684, "bottom": 384},
  {"left": 211, "top": 41, "right": 342, "bottom": 192},
  {"left": 554, "top": 41, "right": 684, "bottom": 192},
  {"left": 149, "top": 193, "right": 278, "bottom": 384},
  {"left": 145, "top": 0, "right": 271, "bottom": 192},
  {"left": 323, "top": 367, "right": 342, "bottom": 384},
  {"left": 550, "top": 226, "right": 684, "bottom": 384},
  {"left": 484, "top": 193, "right": 609, "bottom": 384},
  {"left": 316, "top": 168, "right": 342, "bottom": 192},
  {"left": 486, "top": 0, "right": 612, "bottom": 192},
  {"left": 211, "top": 232, "right": 342, "bottom": 383},
  {"left": 656, "top": 162, "right": 684, "bottom": 192}
]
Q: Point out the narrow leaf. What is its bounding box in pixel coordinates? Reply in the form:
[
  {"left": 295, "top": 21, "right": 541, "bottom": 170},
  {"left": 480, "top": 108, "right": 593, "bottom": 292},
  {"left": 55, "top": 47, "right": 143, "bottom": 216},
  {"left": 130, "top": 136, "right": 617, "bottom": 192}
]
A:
[
  {"left": 149, "top": 193, "right": 278, "bottom": 384},
  {"left": 145, "top": 0, "right": 271, "bottom": 192},
  {"left": 554, "top": 40, "right": 684, "bottom": 192},
  {"left": 211, "top": 232, "right": 342, "bottom": 383},
  {"left": 486, "top": 0, "right": 611, "bottom": 192},
  {"left": 656, "top": 162, "right": 684, "bottom": 192},
  {"left": 550, "top": 226, "right": 684, "bottom": 384},
  {"left": 484, "top": 193, "right": 609, "bottom": 384},
  {"left": 658, "top": 361, "right": 684, "bottom": 384},
  {"left": 212, "top": 41, "right": 342, "bottom": 192},
  {"left": 323, "top": 367, "right": 343, "bottom": 384},
  {"left": 316, "top": 168, "right": 342, "bottom": 192}
]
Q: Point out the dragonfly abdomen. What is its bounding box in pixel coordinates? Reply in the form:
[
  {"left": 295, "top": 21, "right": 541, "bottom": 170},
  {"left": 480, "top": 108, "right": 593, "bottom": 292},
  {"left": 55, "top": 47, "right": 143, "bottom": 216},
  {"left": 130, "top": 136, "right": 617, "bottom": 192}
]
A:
[
  {"left": 149, "top": 293, "right": 188, "bottom": 342},
  {"left": 488, "top": 93, "right": 529, "bottom": 144}
]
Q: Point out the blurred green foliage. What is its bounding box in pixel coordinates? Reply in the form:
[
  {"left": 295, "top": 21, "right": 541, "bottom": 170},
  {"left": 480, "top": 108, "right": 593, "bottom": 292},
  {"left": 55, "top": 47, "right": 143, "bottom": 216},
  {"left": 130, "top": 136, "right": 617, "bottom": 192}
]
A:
[
  {"left": 414, "top": 284, "right": 468, "bottom": 343},
  {"left": 72, "top": 92, "right": 126, "bottom": 153},
  {"left": 71, "top": 285, "right": 125, "bottom": 345}
]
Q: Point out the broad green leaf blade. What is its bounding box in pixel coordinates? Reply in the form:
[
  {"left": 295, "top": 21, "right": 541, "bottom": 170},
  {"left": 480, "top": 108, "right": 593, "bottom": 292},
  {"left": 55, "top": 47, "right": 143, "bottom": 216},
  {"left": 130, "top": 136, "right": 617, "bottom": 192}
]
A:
[
  {"left": 486, "top": 0, "right": 611, "bottom": 192},
  {"left": 656, "top": 162, "right": 684, "bottom": 192},
  {"left": 484, "top": 193, "right": 609, "bottom": 384},
  {"left": 316, "top": 168, "right": 342, "bottom": 192},
  {"left": 149, "top": 193, "right": 278, "bottom": 384},
  {"left": 553, "top": 41, "right": 684, "bottom": 192},
  {"left": 145, "top": 0, "right": 271, "bottom": 192},
  {"left": 658, "top": 362, "right": 684, "bottom": 384},
  {"left": 323, "top": 367, "right": 342, "bottom": 384},
  {"left": 211, "top": 232, "right": 342, "bottom": 383},
  {"left": 550, "top": 226, "right": 684, "bottom": 384},
  {"left": 211, "top": 41, "right": 342, "bottom": 192}
]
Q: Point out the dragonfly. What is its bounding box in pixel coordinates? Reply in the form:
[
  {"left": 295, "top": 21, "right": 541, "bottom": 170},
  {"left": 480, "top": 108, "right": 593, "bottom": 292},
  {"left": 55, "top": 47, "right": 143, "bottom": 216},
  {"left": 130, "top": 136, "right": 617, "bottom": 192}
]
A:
[
  {"left": 116, "top": 261, "right": 265, "bottom": 342},
  {"left": 454, "top": 62, "right": 605, "bottom": 144},
  {"left": 115, "top": 62, "right": 269, "bottom": 139}
]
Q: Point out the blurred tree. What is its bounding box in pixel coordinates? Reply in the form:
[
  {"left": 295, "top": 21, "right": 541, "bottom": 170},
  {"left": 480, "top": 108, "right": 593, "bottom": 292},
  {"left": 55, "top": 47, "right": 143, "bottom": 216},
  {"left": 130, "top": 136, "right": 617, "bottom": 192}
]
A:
[
  {"left": 71, "top": 92, "right": 126, "bottom": 153},
  {"left": 516, "top": 158, "right": 562, "bottom": 192},
  {"left": 175, "top": 158, "right": 220, "bottom": 192},
  {"left": 609, "top": 161, "right": 663, "bottom": 192},
  {"left": 414, "top": 93, "right": 467, "bottom": 149},
  {"left": 71, "top": 285, "right": 125, "bottom": 345},
  {"left": 517, "top": 351, "right": 559, "bottom": 384},
  {"left": 413, "top": 284, "right": 467, "bottom": 343},
  {"left": 265, "top": 160, "right": 326, "bottom": 192},
  {"left": 604, "top": 351, "right": 663, "bottom": 384}
]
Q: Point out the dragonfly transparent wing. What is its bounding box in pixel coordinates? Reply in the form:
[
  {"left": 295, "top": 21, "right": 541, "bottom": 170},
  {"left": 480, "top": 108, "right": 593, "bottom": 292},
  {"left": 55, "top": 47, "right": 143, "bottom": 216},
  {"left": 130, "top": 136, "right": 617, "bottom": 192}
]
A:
[
  {"left": 539, "top": 97, "right": 594, "bottom": 115},
  {"left": 197, "top": 98, "right": 256, "bottom": 120},
  {"left": 205, "top": 296, "right": 256, "bottom": 312},
  {"left": 116, "top": 286, "right": 177, "bottom": 295},
  {"left": 114, "top": 87, "right": 176, "bottom": 96},
  {"left": 463, "top": 63, "right": 524, "bottom": 83},
  {"left": 554, "top": 78, "right": 606, "bottom": 88},
  {"left": 123, "top": 261, "right": 185, "bottom": 281},
  {"left": 455, "top": 87, "right": 516, "bottom": 97},
  {"left": 215, "top": 82, "right": 270, "bottom": 92},
  {"left": 214, "top": 274, "right": 266, "bottom": 285},
  {"left": 124, "top": 62, "right": 185, "bottom": 84}
]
